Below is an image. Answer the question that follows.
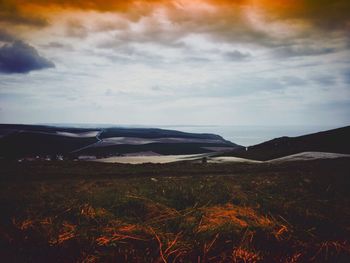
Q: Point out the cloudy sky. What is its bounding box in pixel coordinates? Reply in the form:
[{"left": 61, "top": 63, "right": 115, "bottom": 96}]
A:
[{"left": 0, "top": 0, "right": 349, "bottom": 126}]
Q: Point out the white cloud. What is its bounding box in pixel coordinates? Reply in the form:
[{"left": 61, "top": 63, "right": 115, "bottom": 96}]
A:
[{"left": 1, "top": 6, "right": 350, "bottom": 127}]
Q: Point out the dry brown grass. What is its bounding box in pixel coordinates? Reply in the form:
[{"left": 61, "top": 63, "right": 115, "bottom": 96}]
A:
[
  {"left": 1, "top": 159, "right": 350, "bottom": 262},
  {"left": 232, "top": 247, "right": 262, "bottom": 263},
  {"left": 198, "top": 204, "right": 274, "bottom": 232}
]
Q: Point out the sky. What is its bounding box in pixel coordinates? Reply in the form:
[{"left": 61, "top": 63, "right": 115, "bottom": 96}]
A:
[{"left": 0, "top": 0, "right": 349, "bottom": 127}]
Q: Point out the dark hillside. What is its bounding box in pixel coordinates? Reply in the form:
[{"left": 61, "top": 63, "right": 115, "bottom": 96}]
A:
[
  {"left": 225, "top": 125, "right": 350, "bottom": 161},
  {"left": 0, "top": 124, "right": 239, "bottom": 158},
  {"left": 0, "top": 131, "right": 97, "bottom": 158},
  {"left": 100, "top": 127, "right": 232, "bottom": 142}
]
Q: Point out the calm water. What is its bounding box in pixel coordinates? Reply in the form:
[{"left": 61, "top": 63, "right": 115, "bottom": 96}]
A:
[{"left": 158, "top": 125, "right": 337, "bottom": 146}]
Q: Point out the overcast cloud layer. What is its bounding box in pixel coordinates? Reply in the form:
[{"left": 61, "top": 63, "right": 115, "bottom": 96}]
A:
[{"left": 0, "top": 0, "right": 349, "bottom": 126}]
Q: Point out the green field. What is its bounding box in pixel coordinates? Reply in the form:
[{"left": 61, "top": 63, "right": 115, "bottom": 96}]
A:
[{"left": 1, "top": 159, "right": 350, "bottom": 262}]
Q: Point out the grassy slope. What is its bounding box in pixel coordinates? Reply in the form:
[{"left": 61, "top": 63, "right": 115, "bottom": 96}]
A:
[
  {"left": 76, "top": 143, "right": 231, "bottom": 156},
  {"left": 0, "top": 125, "right": 240, "bottom": 158},
  {"left": 0, "top": 132, "right": 98, "bottom": 158},
  {"left": 100, "top": 127, "right": 234, "bottom": 143},
  {"left": 226, "top": 126, "right": 350, "bottom": 161},
  {"left": 0, "top": 159, "right": 350, "bottom": 262}
]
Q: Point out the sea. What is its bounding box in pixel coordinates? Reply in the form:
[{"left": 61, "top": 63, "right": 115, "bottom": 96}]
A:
[{"left": 157, "top": 125, "right": 338, "bottom": 147}]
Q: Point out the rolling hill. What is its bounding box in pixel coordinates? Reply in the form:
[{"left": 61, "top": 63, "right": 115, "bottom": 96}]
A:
[
  {"left": 225, "top": 125, "right": 350, "bottom": 161},
  {"left": 0, "top": 124, "right": 241, "bottom": 159}
]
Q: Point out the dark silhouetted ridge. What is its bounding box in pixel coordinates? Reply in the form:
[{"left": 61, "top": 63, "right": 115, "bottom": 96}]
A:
[{"left": 225, "top": 125, "right": 350, "bottom": 161}]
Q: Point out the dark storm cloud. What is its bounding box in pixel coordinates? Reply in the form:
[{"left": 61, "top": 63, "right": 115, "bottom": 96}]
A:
[
  {"left": 5, "top": 0, "right": 343, "bottom": 54},
  {"left": 0, "top": 0, "right": 47, "bottom": 27},
  {"left": 0, "top": 31, "right": 55, "bottom": 74},
  {"left": 282, "top": 0, "right": 350, "bottom": 30},
  {"left": 0, "top": 29, "right": 16, "bottom": 41},
  {"left": 2, "top": 1, "right": 350, "bottom": 43},
  {"left": 90, "top": 1, "right": 347, "bottom": 54}
]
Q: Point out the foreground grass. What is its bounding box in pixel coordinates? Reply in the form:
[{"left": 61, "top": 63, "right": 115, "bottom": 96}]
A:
[{"left": 0, "top": 159, "right": 350, "bottom": 262}]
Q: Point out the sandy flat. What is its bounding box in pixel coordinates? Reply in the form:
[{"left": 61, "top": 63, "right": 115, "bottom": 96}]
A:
[
  {"left": 207, "top": 156, "right": 262, "bottom": 163},
  {"left": 91, "top": 151, "right": 350, "bottom": 164},
  {"left": 122, "top": 151, "right": 161, "bottom": 157},
  {"left": 95, "top": 154, "right": 207, "bottom": 164},
  {"left": 56, "top": 131, "right": 99, "bottom": 138},
  {"left": 269, "top": 152, "right": 350, "bottom": 163}
]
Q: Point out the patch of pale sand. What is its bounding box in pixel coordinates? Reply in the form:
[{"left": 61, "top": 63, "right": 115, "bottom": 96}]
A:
[
  {"left": 95, "top": 154, "right": 206, "bottom": 164},
  {"left": 269, "top": 152, "right": 350, "bottom": 163},
  {"left": 207, "top": 156, "right": 262, "bottom": 164},
  {"left": 123, "top": 151, "right": 161, "bottom": 157},
  {"left": 99, "top": 137, "right": 154, "bottom": 145},
  {"left": 56, "top": 131, "right": 99, "bottom": 138}
]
